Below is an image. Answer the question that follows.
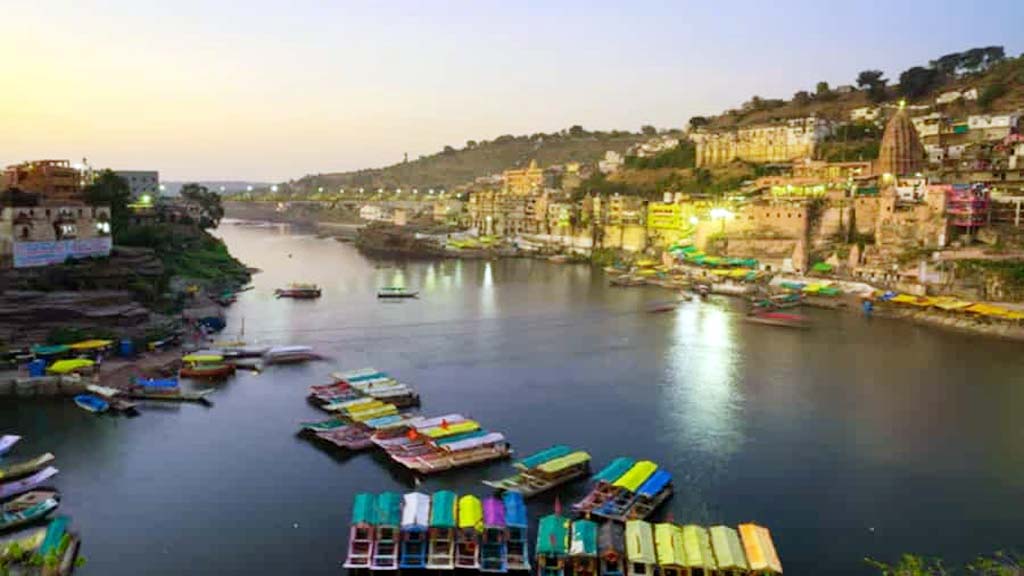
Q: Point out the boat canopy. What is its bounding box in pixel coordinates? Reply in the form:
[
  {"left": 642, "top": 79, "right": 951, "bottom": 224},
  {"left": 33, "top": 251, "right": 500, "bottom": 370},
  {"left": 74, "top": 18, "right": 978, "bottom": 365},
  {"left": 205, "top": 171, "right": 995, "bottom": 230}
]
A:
[
  {"left": 739, "top": 523, "right": 782, "bottom": 574},
  {"left": 519, "top": 445, "right": 572, "bottom": 469},
  {"left": 442, "top": 432, "right": 505, "bottom": 452},
  {"left": 346, "top": 371, "right": 388, "bottom": 382},
  {"left": 709, "top": 526, "right": 748, "bottom": 570},
  {"left": 613, "top": 461, "right": 658, "bottom": 492},
  {"left": 681, "top": 525, "right": 717, "bottom": 570},
  {"left": 598, "top": 522, "right": 625, "bottom": 557},
  {"left": 536, "top": 515, "right": 569, "bottom": 556},
  {"left": 375, "top": 492, "right": 402, "bottom": 526},
  {"left": 430, "top": 491, "right": 457, "bottom": 529},
  {"left": 625, "top": 520, "right": 656, "bottom": 564},
  {"left": 422, "top": 420, "right": 479, "bottom": 439},
  {"left": 636, "top": 470, "right": 672, "bottom": 498},
  {"left": 414, "top": 414, "right": 467, "bottom": 430},
  {"left": 593, "top": 457, "right": 636, "bottom": 484},
  {"left": 537, "top": 451, "right": 591, "bottom": 474},
  {"left": 435, "top": 429, "right": 489, "bottom": 446},
  {"left": 31, "top": 345, "right": 69, "bottom": 356},
  {"left": 570, "top": 520, "right": 598, "bottom": 556},
  {"left": 352, "top": 493, "right": 376, "bottom": 525},
  {"left": 46, "top": 359, "right": 94, "bottom": 374},
  {"left": 457, "top": 495, "right": 483, "bottom": 530},
  {"left": 654, "top": 523, "right": 686, "bottom": 567},
  {"left": 68, "top": 339, "right": 113, "bottom": 351},
  {"left": 401, "top": 492, "right": 431, "bottom": 529},
  {"left": 483, "top": 497, "right": 505, "bottom": 527},
  {"left": 502, "top": 492, "right": 528, "bottom": 527}
]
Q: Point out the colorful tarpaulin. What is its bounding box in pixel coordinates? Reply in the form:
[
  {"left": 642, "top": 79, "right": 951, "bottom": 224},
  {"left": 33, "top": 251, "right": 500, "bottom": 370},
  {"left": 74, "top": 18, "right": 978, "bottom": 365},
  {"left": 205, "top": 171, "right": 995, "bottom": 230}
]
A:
[
  {"left": 612, "top": 461, "right": 658, "bottom": 492},
  {"left": 519, "top": 445, "right": 573, "bottom": 469},
  {"left": 537, "top": 451, "right": 591, "bottom": 474},
  {"left": 430, "top": 491, "right": 457, "bottom": 528},
  {"left": 375, "top": 492, "right": 402, "bottom": 526},
  {"left": 570, "top": 520, "right": 598, "bottom": 556},
  {"left": 739, "top": 523, "right": 782, "bottom": 574},
  {"left": 709, "top": 526, "right": 748, "bottom": 570},
  {"left": 351, "top": 493, "right": 376, "bottom": 525},
  {"left": 593, "top": 457, "right": 635, "bottom": 484},
  {"left": 682, "top": 525, "right": 716, "bottom": 570},
  {"left": 457, "top": 495, "right": 483, "bottom": 531},
  {"left": 654, "top": 523, "right": 686, "bottom": 568},
  {"left": 625, "top": 520, "right": 656, "bottom": 565},
  {"left": 537, "top": 515, "right": 570, "bottom": 556}
]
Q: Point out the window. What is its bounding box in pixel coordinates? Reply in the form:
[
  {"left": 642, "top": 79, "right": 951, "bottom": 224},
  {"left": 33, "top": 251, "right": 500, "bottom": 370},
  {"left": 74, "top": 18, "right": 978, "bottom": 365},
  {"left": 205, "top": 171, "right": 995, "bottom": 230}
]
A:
[{"left": 20, "top": 227, "right": 30, "bottom": 240}]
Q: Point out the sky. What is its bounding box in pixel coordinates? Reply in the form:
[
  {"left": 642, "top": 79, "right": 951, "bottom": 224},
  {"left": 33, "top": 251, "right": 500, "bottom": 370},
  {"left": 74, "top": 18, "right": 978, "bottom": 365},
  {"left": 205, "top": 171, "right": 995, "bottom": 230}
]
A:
[{"left": 2, "top": 0, "right": 1023, "bottom": 182}]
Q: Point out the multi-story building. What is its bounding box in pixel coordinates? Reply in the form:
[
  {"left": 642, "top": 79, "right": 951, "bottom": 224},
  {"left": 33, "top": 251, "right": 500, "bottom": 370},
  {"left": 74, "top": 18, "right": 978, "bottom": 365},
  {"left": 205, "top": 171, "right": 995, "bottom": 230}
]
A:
[
  {"left": 967, "top": 113, "right": 1021, "bottom": 141},
  {"left": 114, "top": 170, "right": 160, "bottom": 199},
  {"left": 1, "top": 160, "right": 83, "bottom": 204},
  {"left": 0, "top": 203, "right": 112, "bottom": 268},
  {"left": 598, "top": 151, "right": 624, "bottom": 174},
  {"left": 605, "top": 194, "right": 645, "bottom": 225},
  {"left": 693, "top": 117, "right": 832, "bottom": 167},
  {"left": 503, "top": 160, "right": 544, "bottom": 196}
]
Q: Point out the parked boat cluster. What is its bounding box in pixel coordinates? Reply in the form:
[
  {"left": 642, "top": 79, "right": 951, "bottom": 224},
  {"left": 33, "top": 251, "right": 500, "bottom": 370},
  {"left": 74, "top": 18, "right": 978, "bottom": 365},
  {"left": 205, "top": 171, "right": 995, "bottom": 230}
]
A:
[
  {"left": 300, "top": 368, "right": 511, "bottom": 474},
  {"left": 344, "top": 491, "right": 530, "bottom": 573},
  {"left": 0, "top": 435, "right": 81, "bottom": 575}
]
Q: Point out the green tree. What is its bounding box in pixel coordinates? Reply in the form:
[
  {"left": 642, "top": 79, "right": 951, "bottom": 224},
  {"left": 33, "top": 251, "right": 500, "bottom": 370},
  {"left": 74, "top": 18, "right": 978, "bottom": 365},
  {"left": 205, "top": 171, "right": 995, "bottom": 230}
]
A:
[
  {"left": 179, "top": 183, "right": 224, "bottom": 229},
  {"left": 568, "top": 125, "right": 586, "bottom": 137},
  {"left": 641, "top": 125, "right": 657, "bottom": 136},
  {"left": 83, "top": 169, "right": 131, "bottom": 239},
  {"left": 857, "top": 70, "right": 888, "bottom": 102},
  {"left": 793, "top": 90, "right": 812, "bottom": 106},
  {"left": 688, "top": 116, "right": 709, "bottom": 130},
  {"left": 899, "top": 66, "right": 941, "bottom": 100},
  {"left": 815, "top": 81, "right": 831, "bottom": 96},
  {"left": 978, "top": 81, "right": 1008, "bottom": 111}
]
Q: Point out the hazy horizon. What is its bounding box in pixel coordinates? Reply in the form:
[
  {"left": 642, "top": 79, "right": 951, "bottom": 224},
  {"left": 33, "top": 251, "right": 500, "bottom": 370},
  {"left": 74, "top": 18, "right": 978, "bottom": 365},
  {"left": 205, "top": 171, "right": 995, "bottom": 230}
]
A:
[{"left": 3, "top": 0, "right": 1022, "bottom": 182}]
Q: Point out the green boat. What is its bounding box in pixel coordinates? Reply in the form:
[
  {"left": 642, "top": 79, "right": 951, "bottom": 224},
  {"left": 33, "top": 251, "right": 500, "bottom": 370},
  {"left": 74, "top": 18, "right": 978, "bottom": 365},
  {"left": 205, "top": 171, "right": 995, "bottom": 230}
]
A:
[
  {"left": 427, "top": 490, "right": 457, "bottom": 569},
  {"left": 536, "top": 514, "right": 570, "bottom": 576},
  {"left": 343, "top": 493, "right": 377, "bottom": 569},
  {"left": 569, "top": 519, "right": 598, "bottom": 576},
  {"left": 1, "top": 495, "right": 59, "bottom": 532},
  {"left": 372, "top": 492, "right": 402, "bottom": 569}
]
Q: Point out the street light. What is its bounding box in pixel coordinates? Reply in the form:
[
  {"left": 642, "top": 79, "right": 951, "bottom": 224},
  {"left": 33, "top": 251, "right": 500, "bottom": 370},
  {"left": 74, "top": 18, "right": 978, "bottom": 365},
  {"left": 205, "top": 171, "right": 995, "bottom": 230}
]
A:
[
  {"left": 689, "top": 216, "right": 699, "bottom": 225},
  {"left": 246, "top": 185, "right": 253, "bottom": 192},
  {"left": 271, "top": 185, "right": 279, "bottom": 193}
]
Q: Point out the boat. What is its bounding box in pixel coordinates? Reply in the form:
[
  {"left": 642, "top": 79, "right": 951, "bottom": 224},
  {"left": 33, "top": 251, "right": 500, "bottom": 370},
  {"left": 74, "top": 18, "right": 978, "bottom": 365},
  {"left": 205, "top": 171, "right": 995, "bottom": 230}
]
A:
[
  {"left": 571, "top": 457, "right": 635, "bottom": 515},
  {"left": 68, "top": 339, "right": 114, "bottom": 352},
  {"left": 45, "top": 358, "right": 95, "bottom": 375},
  {"left": 371, "top": 492, "right": 401, "bottom": 570},
  {"left": 681, "top": 525, "right": 717, "bottom": 576},
  {"left": 623, "top": 470, "right": 673, "bottom": 521},
  {"left": 535, "top": 514, "right": 570, "bottom": 576},
  {"left": 73, "top": 394, "right": 109, "bottom": 414},
  {"left": 1, "top": 490, "right": 60, "bottom": 532},
  {"left": 398, "top": 492, "right": 431, "bottom": 569},
  {"left": 455, "top": 495, "right": 483, "bottom": 569},
  {"left": 311, "top": 426, "right": 376, "bottom": 451},
  {"left": 133, "top": 377, "right": 179, "bottom": 391},
  {"left": 709, "top": 525, "right": 749, "bottom": 575},
  {"left": 263, "top": 345, "right": 318, "bottom": 364},
  {"left": 0, "top": 467, "right": 59, "bottom": 500},
  {"left": 298, "top": 418, "right": 347, "bottom": 433},
  {"left": 0, "top": 435, "right": 20, "bottom": 456},
  {"left": 0, "top": 525, "right": 47, "bottom": 562},
  {"left": 644, "top": 301, "right": 678, "bottom": 313},
  {"left": 503, "top": 492, "right": 530, "bottom": 571},
  {"left": 391, "top": 432, "right": 511, "bottom": 474},
  {"left": 377, "top": 287, "right": 419, "bottom": 299},
  {"left": 31, "top": 344, "right": 70, "bottom": 359},
  {"left": 548, "top": 255, "right": 569, "bottom": 264},
  {"left": 426, "top": 490, "right": 457, "bottom": 570},
  {"left": 745, "top": 311, "right": 810, "bottom": 329},
  {"left": 274, "top": 283, "right": 322, "bottom": 299},
  {"left": 180, "top": 354, "right": 236, "bottom": 379},
  {"left": 0, "top": 453, "right": 56, "bottom": 480},
  {"left": 483, "top": 445, "right": 591, "bottom": 497},
  {"left": 609, "top": 275, "right": 645, "bottom": 287},
  {"left": 597, "top": 522, "right": 625, "bottom": 576},
  {"left": 654, "top": 523, "right": 686, "bottom": 576},
  {"left": 480, "top": 497, "right": 507, "bottom": 573},
  {"left": 38, "top": 516, "right": 80, "bottom": 576},
  {"left": 569, "top": 520, "right": 598, "bottom": 576},
  {"left": 738, "top": 523, "right": 782, "bottom": 574},
  {"left": 592, "top": 461, "right": 658, "bottom": 521},
  {"left": 624, "top": 521, "right": 656, "bottom": 576},
  {"left": 343, "top": 493, "right": 377, "bottom": 569}
]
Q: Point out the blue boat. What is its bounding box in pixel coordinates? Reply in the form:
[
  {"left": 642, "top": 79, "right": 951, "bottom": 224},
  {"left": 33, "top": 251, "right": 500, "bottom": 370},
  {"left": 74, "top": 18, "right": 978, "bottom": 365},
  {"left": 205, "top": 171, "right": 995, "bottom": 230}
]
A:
[
  {"left": 399, "top": 492, "right": 430, "bottom": 569},
  {"left": 73, "top": 394, "right": 109, "bottom": 414},
  {"left": 135, "top": 377, "right": 179, "bottom": 389},
  {"left": 503, "top": 492, "right": 530, "bottom": 571},
  {"left": 624, "top": 470, "right": 673, "bottom": 520}
]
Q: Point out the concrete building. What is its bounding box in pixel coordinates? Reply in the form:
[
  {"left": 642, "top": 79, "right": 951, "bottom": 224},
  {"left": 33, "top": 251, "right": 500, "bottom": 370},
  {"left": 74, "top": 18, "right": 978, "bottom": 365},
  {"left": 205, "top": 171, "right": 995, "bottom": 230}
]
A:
[
  {"left": 0, "top": 204, "right": 112, "bottom": 268},
  {"left": 114, "top": 170, "right": 159, "bottom": 199},
  {"left": 1, "top": 160, "right": 83, "bottom": 204},
  {"left": 598, "top": 151, "right": 625, "bottom": 174},
  {"left": 693, "top": 117, "right": 832, "bottom": 167},
  {"left": 850, "top": 107, "right": 881, "bottom": 123},
  {"left": 503, "top": 160, "right": 544, "bottom": 195},
  {"left": 967, "top": 113, "right": 1021, "bottom": 141}
]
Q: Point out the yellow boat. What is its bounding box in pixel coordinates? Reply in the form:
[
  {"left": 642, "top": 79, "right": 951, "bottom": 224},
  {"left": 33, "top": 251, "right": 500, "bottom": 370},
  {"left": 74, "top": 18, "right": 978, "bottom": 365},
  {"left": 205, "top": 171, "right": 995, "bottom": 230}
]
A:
[
  {"left": 46, "top": 358, "right": 95, "bottom": 375},
  {"left": 68, "top": 339, "right": 114, "bottom": 351}
]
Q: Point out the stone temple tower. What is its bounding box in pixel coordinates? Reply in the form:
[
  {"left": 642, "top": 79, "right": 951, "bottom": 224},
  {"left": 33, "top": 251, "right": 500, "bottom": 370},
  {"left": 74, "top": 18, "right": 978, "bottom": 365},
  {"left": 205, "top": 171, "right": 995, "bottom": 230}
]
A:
[{"left": 877, "top": 102, "right": 925, "bottom": 177}]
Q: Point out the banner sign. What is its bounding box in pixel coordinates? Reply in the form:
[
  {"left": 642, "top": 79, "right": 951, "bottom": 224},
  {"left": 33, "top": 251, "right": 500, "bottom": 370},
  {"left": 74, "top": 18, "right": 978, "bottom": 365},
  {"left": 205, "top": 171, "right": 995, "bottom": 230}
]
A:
[{"left": 13, "top": 237, "right": 112, "bottom": 268}]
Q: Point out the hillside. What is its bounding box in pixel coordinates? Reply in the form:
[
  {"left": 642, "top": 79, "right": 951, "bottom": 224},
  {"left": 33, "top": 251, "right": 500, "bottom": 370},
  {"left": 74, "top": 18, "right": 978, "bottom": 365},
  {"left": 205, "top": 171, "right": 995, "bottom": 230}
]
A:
[{"left": 286, "top": 130, "right": 653, "bottom": 194}]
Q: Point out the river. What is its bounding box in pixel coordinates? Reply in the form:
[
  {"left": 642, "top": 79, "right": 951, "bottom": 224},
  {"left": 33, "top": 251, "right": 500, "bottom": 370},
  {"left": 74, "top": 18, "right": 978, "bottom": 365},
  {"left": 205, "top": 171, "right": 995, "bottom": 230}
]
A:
[{"left": 3, "top": 221, "right": 1023, "bottom": 574}]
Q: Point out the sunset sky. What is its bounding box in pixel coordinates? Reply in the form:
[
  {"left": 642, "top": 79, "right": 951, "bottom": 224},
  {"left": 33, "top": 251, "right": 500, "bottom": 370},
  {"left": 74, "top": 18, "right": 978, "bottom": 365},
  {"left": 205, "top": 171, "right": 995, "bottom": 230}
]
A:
[{"left": 3, "top": 0, "right": 1022, "bottom": 182}]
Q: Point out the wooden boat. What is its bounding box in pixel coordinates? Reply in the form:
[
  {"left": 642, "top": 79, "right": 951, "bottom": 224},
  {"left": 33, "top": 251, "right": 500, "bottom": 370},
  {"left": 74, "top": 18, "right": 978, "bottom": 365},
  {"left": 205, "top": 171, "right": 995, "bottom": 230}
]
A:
[
  {"left": 399, "top": 492, "right": 431, "bottom": 569},
  {"left": 426, "top": 490, "right": 457, "bottom": 570},
  {"left": 1, "top": 490, "right": 60, "bottom": 531},
  {"left": 681, "top": 525, "right": 717, "bottom": 576},
  {"left": 644, "top": 301, "right": 678, "bottom": 314},
  {"left": 569, "top": 520, "right": 598, "bottom": 576},
  {"left": 73, "top": 394, "right": 109, "bottom": 414},
  {"left": 180, "top": 354, "right": 236, "bottom": 380},
  {"left": 484, "top": 445, "right": 591, "bottom": 498},
  {"left": 503, "top": 492, "right": 530, "bottom": 571},
  {"left": 745, "top": 311, "right": 810, "bottom": 329},
  {"left": 299, "top": 417, "right": 347, "bottom": 433},
  {"left": 609, "top": 275, "right": 645, "bottom": 287},
  {"left": 124, "top": 386, "right": 213, "bottom": 403},
  {"left": 454, "top": 495, "right": 483, "bottom": 569},
  {"left": 0, "top": 525, "right": 47, "bottom": 562},
  {"left": 738, "top": 523, "right": 782, "bottom": 574},
  {"left": 85, "top": 384, "right": 137, "bottom": 413},
  {"left": 312, "top": 426, "right": 375, "bottom": 451},
  {"left": 535, "top": 514, "right": 570, "bottom": 576},
  {"left": 38, "top": 515, "right": 80, "bottom": 576},
  {"left": 274, "top": 283, "right": 321, "bottom": 299},
  {"left": 572, "top": 457, "right": 635, "bottom": 515},
  {"left": 624, "top": 521, "right": 655, "bottom": 576},
  {"left": 343, "top": 493, "right": 377, "bottom": 569},
  {"left": 392, "top": 432, "right": 511, "bottom": 474},
  {"left": 0, "top": 454, "right": 56, "bottom": 481},
  {"left": 623, "top": 470, "right": 672, "bottom": 521},
  {"left": 654, "top": 523, "right": 685, "bottom": 576},
  {"left": 263, "top": 345, "right": 318, "bottom": 364},
  {"left": 598, "top": 522, "right": 625, "bottom": 576},
  {"left": 377, "top": 287, "right": 419, "bottom": 299},
  {"left": 0, "top": 435, "right": 20, "bottom": 457},
  {"left": 371, "top": 492, "right": 401, "bottom": 570},
  {"left": 592, "top": 461, "right": 658, "bottom": 521},
  {"left": 1, "top": 467, "right": 58, "bottom": 500},
  {"left": 709, "top": 525, "right": 750, "bottom": 575},
  {"left": 480, "top": 497, "right": 507, "bottom": 573}
]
